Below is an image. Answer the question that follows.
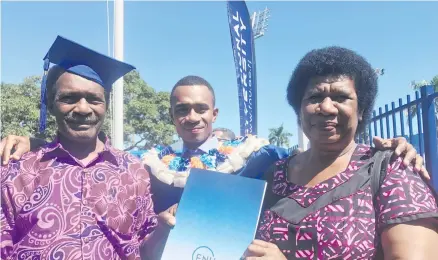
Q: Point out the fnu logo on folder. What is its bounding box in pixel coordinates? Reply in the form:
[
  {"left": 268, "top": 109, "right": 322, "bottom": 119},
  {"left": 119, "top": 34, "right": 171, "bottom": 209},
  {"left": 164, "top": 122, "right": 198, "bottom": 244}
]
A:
[{"left": 160, "top": 168, "right": 267, "bottom": 260}]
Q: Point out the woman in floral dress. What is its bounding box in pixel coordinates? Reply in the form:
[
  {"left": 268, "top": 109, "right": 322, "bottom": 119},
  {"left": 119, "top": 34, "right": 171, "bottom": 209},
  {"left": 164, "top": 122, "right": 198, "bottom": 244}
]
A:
[{"left": 243, "top": 47, "right": 438, "bottom": 260}]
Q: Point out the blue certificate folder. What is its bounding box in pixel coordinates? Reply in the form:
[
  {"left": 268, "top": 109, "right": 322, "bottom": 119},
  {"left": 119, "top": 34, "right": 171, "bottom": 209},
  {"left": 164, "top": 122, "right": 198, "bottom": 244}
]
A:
[{"left": 161, "top": 168, "right": 267, "bottom": 260}]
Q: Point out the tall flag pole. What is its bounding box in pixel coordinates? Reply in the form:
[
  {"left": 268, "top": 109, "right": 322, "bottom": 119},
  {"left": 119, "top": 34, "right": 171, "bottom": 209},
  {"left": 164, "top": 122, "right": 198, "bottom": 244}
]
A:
[{"left": 227, "top": 0, "right": 258, "bottom": 136}]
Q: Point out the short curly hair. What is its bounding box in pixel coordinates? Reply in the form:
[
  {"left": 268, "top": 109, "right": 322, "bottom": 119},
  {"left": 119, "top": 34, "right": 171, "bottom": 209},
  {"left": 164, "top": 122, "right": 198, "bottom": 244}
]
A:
[
  {"left": 286, "top": 46, "right": 378, "bottom": 133},
  {"left": 170, "top": 75, "right": 215, "bottom": 107}
]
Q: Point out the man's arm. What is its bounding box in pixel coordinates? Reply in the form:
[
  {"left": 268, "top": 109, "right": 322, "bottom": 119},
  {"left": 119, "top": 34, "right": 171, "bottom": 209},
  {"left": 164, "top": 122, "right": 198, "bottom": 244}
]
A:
[
  {"left": 0, "top": 134, "right": 432, "bottom": 179},
  {"left": 0, "top": 202, "right": 14, "bottom": 259},
  {"left": 0, "top": 166, "right": 16, "bottom": 258},
  {"left": 140, "top": 218, "right": 172, "bottom": 260},
  {"left": 141, "top": 204, "right": 177, "bottom": 260},
  {"left": 373, "top": 136, "right": 429, "bottom": 179},
  {"left": 123, "top": 162, "right": 158, "bottom": 260}
]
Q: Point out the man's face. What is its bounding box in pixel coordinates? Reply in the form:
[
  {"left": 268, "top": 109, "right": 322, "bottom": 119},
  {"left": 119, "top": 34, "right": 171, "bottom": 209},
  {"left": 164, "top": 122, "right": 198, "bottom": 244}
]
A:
[
  {"left": 213, "top": 130, "right": 225, "bottom": 140},
  {"left": 50, "top": 72, "right": 107, "bottom": 143},
  {"left": 212, "top": 130, "right": 232, "bottom": 141},
  {"left": 171, "top": 85, "right": 218, "bottom": 147}
]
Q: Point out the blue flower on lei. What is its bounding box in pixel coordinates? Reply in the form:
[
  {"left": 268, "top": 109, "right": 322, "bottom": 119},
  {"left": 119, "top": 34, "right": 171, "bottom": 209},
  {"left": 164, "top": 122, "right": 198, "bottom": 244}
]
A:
[
  {"left": 152, "top": 136, "right": 252, "bottom": 173},
  {"left": 168, "top": 157, "right": 190, "bottom": 171},
  {"left": 200, "top": 153, "right": 215, "bottom": 169},
  {"left": 158, "top": 146, "right": 174, "bottom": 159},
  {"left": 222, "top": 137, "right": 244, "bottom": 147},
  {"left": 208, "top": 149, "right": 227, "bottom": 163}
]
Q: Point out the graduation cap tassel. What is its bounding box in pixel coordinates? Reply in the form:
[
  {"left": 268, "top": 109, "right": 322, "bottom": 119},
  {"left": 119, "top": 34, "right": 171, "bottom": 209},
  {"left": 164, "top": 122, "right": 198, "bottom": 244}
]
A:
[
  {"left": 36, "top": 35, "right": 135, "bottom": 134},
  {"left": 39, "top": 58, "right": 50, "bottom": 133}
]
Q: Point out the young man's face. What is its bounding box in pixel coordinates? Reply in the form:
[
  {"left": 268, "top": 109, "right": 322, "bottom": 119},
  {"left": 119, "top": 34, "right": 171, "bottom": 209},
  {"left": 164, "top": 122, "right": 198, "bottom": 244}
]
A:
[{"left": 170, "top": 85, "right": 218, "bottom": 147}]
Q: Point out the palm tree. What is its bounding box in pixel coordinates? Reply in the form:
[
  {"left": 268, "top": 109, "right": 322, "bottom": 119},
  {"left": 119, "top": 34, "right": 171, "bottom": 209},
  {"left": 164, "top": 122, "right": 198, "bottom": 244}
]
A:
[
  {"left": 268, "top": 124, "right": 293, "bottom": 148},
  {"left": 407, "top": 75, "right": 438, "bottom": 138},
  {"left": 409, "top": 75, "right": 438, "bottom": 118}
]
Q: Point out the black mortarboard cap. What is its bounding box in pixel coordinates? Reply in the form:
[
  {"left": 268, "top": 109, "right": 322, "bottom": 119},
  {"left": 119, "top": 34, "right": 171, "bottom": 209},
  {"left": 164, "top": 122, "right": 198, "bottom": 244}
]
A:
[{"left": 39, "top": 35, "right": 135, "bottom": 132}]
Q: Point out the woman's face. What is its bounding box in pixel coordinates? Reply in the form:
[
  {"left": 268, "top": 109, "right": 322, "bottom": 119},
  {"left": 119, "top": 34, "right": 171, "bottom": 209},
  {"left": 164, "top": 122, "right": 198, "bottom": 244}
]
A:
[{"left": 300, "top": 75, "right": 362, "bottom": 148}]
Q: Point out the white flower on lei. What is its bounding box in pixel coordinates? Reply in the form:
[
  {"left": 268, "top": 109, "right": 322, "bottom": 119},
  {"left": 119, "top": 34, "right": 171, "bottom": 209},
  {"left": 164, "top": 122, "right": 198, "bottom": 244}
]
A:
[{"left": 142, "top": 135, "right": 269, "bottom": 188}]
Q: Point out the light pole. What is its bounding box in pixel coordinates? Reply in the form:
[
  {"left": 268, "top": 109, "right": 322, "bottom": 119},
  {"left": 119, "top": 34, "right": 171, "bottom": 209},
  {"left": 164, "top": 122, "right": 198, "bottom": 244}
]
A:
[
  {"left": 252, "top": 8, "right": 308, "bottom": 151},
  {"left": 113, "top": 0, "right": 125, "bottom": 150},
  {"left": 251, "top": 7, "right": 270, "bottom": 40}
]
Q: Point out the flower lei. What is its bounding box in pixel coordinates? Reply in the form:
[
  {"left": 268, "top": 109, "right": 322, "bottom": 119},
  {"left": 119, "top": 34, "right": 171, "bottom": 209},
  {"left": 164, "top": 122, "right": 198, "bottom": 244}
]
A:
[{"left": 142, "top": 135, "right": 269, "bottom": 187}]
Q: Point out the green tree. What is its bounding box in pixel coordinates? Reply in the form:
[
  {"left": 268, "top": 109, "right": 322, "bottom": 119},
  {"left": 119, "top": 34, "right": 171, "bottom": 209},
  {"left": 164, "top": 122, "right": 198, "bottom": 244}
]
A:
[
  {"left": 1, "top": 76, "right": 57, "bottom": 140},
  {"left": 268, "top": 124, "right": 293, "bottom": 148},
  {"left": 411, "top": 75, "right": 438, "bottom": 92},
  {"left": 1, "top": 71, "right": 175, "bottom": 150},
  {"left": 122, "top": 70, "right": 175, "bottom": 150},
  {"left": 409, "top": 75, "right": 438, "bottom": 118}
]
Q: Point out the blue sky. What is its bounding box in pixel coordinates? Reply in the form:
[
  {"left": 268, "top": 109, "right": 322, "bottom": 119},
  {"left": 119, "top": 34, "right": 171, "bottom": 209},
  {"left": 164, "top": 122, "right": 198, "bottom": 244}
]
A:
[
  {"left": 2, "top": 1, "right": 438, "bottom": 146},
  {"left": 161, "top": 169, "right": 266, "bottom": 259}
]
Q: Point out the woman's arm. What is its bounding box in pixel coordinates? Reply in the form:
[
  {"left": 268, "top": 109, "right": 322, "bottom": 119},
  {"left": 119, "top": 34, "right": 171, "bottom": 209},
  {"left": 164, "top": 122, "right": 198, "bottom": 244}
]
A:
[
  {"left": 376, "top": 155, "right": 438, "bottom": 260},
  {"left": 381, "top": 218, "right": 438, "bottom": 260}
]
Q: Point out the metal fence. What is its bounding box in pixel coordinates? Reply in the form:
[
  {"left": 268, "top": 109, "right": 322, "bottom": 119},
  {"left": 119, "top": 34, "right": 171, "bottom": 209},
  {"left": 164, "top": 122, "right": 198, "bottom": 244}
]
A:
[
  {"left": 356, "top": 85, "right": 438, "bottom": 190},
  {"left": 288, "top": 145, "right": 299, "bottom": 154}
]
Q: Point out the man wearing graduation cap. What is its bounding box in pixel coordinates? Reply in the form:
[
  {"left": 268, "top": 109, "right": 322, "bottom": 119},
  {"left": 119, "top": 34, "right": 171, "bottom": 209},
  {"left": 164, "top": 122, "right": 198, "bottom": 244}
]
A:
[{"left": 0, "top": 36, "right": 157, "bottom": 259}]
